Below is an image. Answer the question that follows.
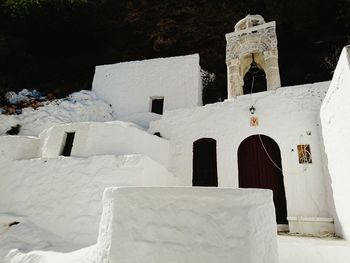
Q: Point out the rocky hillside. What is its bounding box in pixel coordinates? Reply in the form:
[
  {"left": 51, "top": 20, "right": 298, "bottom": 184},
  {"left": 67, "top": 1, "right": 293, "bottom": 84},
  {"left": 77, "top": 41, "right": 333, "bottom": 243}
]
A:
[{"left": 0, "top": 0, "right": 349, "bottom": 104}]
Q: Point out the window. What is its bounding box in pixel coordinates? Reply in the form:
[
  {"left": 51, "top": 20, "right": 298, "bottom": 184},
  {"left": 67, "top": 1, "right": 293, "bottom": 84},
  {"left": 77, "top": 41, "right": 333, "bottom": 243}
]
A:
[
  {"left": 150, "top": 96, "right": 164, "bottom": 115},
  {"left": 154, "top": 132, "right": 162, "bottom": 137},
  {"left": 61, "top": 132, "right": 75, "bottom": 157}
]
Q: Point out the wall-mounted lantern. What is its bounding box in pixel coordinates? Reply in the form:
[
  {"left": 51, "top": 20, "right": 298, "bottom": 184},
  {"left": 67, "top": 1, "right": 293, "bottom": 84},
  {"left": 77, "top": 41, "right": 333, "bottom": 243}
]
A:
[{"left": 249, "top": 105, "right": 256, "bottom": 115}]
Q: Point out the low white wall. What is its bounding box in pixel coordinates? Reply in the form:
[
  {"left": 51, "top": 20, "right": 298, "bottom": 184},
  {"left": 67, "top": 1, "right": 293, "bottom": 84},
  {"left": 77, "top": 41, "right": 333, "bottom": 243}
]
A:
[
  {"left": 0, "top": 136, "right": 39, "bottom": 160},
  {"left": 150, "top": 82, "right": 332, "bottom": 232},
  {"left": 40, "top": 121, "right": 169, "bottom": 168},
  {"left": 92, "top": 54, "right": 202, "bottom": 119},
  {"left": 97, "top": 187, "right": 278, "bottom": 263},
  {"left": 0, "top": 155, "right": 175, "bottom": 246},
  {"left": 320, "top": 45, "right": 350, "bottom": 240},
  {"left": 278, "top": 236, "right": 350, "bottom": 263}
]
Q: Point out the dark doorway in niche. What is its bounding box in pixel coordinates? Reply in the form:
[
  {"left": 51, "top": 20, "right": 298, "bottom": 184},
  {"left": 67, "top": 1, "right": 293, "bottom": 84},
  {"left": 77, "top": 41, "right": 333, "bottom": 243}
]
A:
[
  {"left": 61, "top": 132, "right": 75, "bottom": 157},
  {"left": 151, "top": 97, "right": 164, "bottom": 115},
  {"left": 243, "top": 59, "right": 267, "bottom": 95},
  {"left": 192, "top": 138, "right": 218, "bottom": 187},
  {"left": 238, "top": 135, "right": 288, "bottom": 224}
]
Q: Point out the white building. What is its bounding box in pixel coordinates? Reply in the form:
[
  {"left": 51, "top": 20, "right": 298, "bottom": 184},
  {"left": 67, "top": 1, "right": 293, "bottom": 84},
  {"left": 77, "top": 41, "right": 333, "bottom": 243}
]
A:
[
  {"left": 1, "top": 14, "right": 350, "bottom": 263},
  {"left": 92, "top": 54, "right": 202, "bottom": 127},
  {"left": 87, "top": 14, "right": 346, "bottom": 236}
]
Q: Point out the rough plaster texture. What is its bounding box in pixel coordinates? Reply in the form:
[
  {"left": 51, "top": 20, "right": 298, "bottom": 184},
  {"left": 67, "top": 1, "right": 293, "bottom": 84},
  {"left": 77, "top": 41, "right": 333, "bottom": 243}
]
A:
[
  {"left": 0, "top": 155, "right": 175, "bottom": 245},
  {"left": 97, "top": 187, "right": 278, "bottom": 263},
  {"left": 226, "top": 15, "right": 281, "bottom": 98},
  {"left": 150, "top": 82, "right": 333, "bottom": 234},
  {"left": 278, "top": 235, "right": 350, "bottom": 263},
  {"left": 0, "top": 136, "right": 39, "bottom": 160},
  {"left": 92, "top": 54, "right": 202, "bottom": 121},
  {"left": 320, "top": 45, "right": 350, "bottom": 240},
  {"left": 0, "top": 90, "right": 113, "bottom": 136},
  {"left": 39, "top": 121, "right": 169, "bottom": 168}
]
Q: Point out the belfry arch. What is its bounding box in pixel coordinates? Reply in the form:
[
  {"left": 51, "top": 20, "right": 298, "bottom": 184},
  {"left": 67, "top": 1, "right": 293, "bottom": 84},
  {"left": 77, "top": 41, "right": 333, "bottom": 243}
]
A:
[
  {"left": 225, "top": 15, "right": 281, "bottom": 98},
  {"left": 242, "top": 53, "right": 267, "bottom": 94}
]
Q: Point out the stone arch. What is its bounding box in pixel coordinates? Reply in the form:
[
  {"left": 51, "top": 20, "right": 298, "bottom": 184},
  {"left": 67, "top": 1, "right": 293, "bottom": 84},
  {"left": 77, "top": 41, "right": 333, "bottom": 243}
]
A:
[
  {"left": 230, "top": 35, "right": 274, "bottom": 60},
  {"left": 237, "top": 134, "right": 288, "bottom": 224},
  {"left": 226, "top": 15, "right": 281, "bottom": 98}
]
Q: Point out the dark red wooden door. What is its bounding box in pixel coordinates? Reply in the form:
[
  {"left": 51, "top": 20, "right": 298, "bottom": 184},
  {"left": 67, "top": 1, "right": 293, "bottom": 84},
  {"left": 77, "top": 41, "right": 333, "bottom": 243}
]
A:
[
  {"left": 193, "top": 138, "right": 218, "bottom": 187},
  {"left": 238, "top": 135, "right": 288, "bottom": 224}
]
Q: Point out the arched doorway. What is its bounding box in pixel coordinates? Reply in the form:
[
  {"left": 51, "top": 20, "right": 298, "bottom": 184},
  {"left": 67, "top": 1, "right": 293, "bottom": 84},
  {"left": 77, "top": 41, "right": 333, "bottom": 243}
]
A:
[
  {"left": 243, "top": 56, "right": 267, "bottom": 95},
  {"left": 237, "top": 135, "right": 288, "bottom": 224},
  {"left": 193, "top": 138, "right": 218, "bottom": 187}
]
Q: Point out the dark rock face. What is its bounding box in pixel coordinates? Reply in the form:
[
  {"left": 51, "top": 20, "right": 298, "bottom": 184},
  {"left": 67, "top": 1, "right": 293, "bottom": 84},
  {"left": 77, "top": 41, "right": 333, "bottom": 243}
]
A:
[{"left": 0, "top": 0, "right": 349, "bottom": 104}]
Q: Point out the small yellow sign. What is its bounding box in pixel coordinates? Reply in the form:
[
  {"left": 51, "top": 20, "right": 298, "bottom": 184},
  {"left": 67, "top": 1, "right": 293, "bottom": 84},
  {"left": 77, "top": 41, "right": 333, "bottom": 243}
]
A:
[
  {"left": 250, "top": 116, "right": 259, "bottom": 127},
  {"left": 297, "top": 144, "right": 312, "bottom": 164}
]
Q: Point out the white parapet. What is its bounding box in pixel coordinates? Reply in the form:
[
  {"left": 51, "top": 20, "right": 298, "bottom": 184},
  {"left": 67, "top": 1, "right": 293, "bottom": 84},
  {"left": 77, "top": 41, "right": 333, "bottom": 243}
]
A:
[
  {"left": 287, "top": 216, "right": 335, "bottom": 236},
  {"left": 96, "top": 187, "right": 278, "bottom": 263}
]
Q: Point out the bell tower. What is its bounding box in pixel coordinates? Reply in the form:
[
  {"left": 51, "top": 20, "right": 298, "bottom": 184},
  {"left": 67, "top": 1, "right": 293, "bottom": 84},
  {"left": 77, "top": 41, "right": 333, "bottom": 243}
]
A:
[{"left": 225, "top": 15, "right": 281, "bottom": 98}]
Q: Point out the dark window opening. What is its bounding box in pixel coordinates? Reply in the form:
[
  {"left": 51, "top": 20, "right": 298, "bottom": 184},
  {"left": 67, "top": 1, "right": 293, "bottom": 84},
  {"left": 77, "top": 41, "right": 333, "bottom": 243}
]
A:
[
  {"left": 243, "top": 61, "right": 267, "bottom": 95},
  {"left": 61, "top": 132, "right": 75, "bottom": 157},
  {"left": 192, "top": 138, "right": 218, "bottom": 187},
  {"left": 154, "top": 132, "right": 162, "bottom": 137},
  {"left": 252, "top": 20, "right": 259, "bottom": 26},
  {"left": 151, "top": 98, "right": 164, "bottom": 115}
]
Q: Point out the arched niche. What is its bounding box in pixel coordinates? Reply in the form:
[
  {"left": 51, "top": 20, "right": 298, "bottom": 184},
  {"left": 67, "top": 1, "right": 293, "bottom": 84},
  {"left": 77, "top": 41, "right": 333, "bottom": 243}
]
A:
[
  {"left": 192, "top": 138, "right": 218, "bottom": 187},
  {"left": 242, "top": 54, "right": 267, "bottom": 94}
]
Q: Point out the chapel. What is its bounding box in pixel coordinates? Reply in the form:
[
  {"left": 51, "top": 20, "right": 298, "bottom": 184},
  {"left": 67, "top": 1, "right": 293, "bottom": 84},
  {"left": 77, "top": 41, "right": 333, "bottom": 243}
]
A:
[
  {"left": 52, "top": 14, "right": 337, "bottom": 235},
  {"left": 2, "top": 14, "right": 350, "bottom": 249},
  {"left": 42, "top": 14, "right": 337, "bottom": 235}
]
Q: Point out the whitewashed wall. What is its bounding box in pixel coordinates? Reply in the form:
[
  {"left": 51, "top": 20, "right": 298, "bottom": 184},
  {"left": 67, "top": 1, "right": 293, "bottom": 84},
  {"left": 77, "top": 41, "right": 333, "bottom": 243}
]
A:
[
  {"left": 320, "top": 45, "right": 350, "bottom": 240},
  {"left": 39, "top": 121, "right": 169, "bottom": 168},
  {"left": 97, "top": 187, "right": 278, "bottom": 263},
  {"left": 92, "top": 54, "right": 202, "bottom": 123},
  {"left": 0, "top": 155, "right": 175, "bottom": 246},
  {"left": 0, "top": 136, "right": 39, "bottom": 161},
  {"left": 150, "top": 82, "right": 333, "bottom": 233}
]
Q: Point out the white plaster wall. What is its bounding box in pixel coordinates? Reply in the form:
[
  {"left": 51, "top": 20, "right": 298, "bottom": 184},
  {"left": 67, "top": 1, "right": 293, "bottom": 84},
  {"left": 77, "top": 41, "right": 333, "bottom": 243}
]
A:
[
  {"left": 92, "top": 54, "right": 202, "bottom": 119},
  {"left": 0, "top": 136, "right": 39, "bottom": 160},
  {"left": 150, "top": 82, "right": 332, "bottom": 223},
  {"left": 39, "top": 121, "right": 169, "bottom": 167},
  {"left": 0, "top": 155, "right": 175, "bottom": 246},
  {"left": 278, "top": 236, "right": 350, "bottom": 263},
  {"left": 320, "top": 46, "right": 350, "bottom": 240},
  {"left": 97, "top": 187, "right": 278, "bottom": 263}
]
